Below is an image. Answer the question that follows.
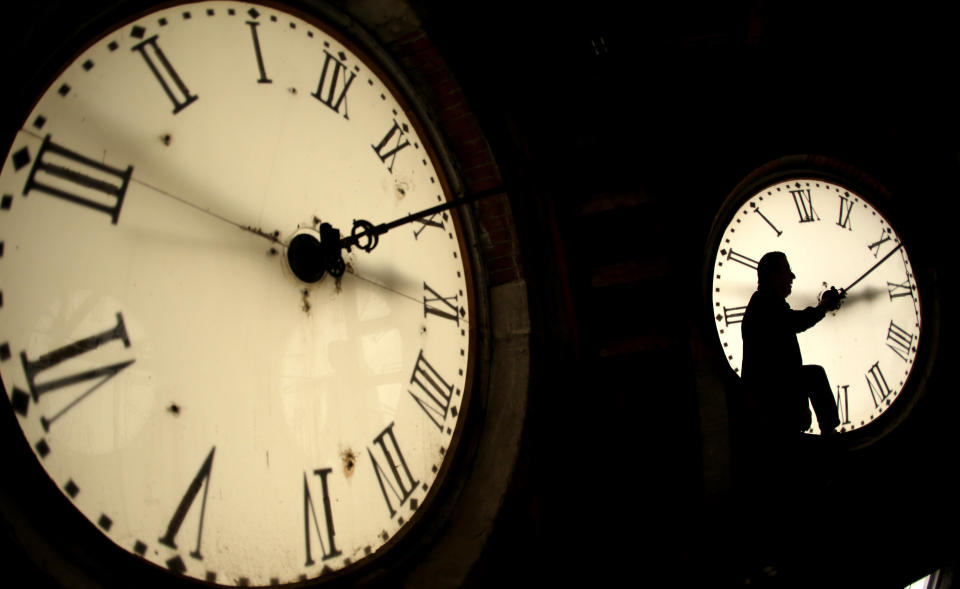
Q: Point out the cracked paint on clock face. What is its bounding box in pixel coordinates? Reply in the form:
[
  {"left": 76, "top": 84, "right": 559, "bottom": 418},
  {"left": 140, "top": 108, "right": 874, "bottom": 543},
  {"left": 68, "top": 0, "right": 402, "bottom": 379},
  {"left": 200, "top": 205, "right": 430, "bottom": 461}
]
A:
[
  {"left": 711, "top": 178, "right": 921, "bottom": 435},
  {"left": 0, "top": 1, "right": 474, "bottom": 585}
]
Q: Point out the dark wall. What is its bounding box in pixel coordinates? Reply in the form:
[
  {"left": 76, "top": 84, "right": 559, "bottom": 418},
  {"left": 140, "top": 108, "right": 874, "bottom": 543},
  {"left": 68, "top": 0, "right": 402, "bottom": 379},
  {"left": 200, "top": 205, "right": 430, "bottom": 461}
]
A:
[{"left": 420, "top": 1, "right": 960, "bottom": 586}]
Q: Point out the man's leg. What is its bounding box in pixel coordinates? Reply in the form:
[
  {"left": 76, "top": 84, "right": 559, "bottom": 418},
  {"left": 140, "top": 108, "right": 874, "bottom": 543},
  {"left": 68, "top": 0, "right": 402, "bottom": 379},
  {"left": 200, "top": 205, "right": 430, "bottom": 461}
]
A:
[{"left": 801, "top": 365, "right": 841, "bottom": 432}]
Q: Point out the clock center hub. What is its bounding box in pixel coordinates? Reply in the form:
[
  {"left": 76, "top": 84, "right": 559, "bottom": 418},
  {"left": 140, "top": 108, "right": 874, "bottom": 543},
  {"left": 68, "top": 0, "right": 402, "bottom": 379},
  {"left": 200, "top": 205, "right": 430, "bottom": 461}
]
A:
[{"left": 287, "top": 223, "right": 345, "bottom": 283}]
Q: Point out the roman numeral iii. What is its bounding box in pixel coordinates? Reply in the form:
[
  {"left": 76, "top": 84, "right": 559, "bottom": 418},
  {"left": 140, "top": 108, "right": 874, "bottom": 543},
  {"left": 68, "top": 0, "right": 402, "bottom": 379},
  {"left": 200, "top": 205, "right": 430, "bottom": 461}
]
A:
[{"left": 22, "top": 135, "right": 132, "bottom": 224}]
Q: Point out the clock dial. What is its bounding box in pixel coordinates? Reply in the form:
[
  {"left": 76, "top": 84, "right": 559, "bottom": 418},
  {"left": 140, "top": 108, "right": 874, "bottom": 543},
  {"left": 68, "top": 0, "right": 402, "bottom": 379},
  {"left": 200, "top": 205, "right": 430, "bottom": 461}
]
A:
[
  {"left": 711, "top": 177, "right": 921, "bottom": 435},
  {"left": 0, "top": 1, "right": 474, "bottom": 586}
]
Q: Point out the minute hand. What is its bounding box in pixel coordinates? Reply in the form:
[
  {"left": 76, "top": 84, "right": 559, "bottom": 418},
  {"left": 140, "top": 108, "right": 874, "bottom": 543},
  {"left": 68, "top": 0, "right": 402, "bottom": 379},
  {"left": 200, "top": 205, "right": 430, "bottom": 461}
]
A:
[
  {"left": 842, "top": 242, "right": 904, "bottom": 293},
  {"left": 339, "top": 186, "right": 504, "bottom": 253}
]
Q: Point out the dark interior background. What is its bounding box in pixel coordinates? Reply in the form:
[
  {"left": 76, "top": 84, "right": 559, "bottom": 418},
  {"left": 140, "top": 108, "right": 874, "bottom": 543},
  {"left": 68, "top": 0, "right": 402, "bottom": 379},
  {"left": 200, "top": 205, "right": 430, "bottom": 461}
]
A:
[{"left": 421, "top": 1, "right": 959, "bottom": 586}]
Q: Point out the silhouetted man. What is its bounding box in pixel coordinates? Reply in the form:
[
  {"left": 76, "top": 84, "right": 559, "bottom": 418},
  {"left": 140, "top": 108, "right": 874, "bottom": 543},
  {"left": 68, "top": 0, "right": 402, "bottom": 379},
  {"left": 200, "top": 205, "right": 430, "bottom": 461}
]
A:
[
  {"left": 737, "top": 251, "right": 844, "bottom": 579},
  {"left": 741, "top": 251, "right": 842, "bottom": 437}
]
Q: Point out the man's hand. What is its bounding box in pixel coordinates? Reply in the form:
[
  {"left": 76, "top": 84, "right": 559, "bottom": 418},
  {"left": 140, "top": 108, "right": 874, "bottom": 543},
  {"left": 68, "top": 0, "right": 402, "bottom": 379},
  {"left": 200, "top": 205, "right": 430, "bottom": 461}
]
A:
[{"left": 819, "top": 286, "right": 844, "bottom": 312}]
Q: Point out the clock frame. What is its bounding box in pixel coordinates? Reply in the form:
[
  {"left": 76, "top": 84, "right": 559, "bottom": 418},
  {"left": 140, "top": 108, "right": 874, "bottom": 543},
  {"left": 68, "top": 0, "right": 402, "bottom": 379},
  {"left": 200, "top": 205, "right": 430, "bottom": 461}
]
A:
[
  {"left": 0, "top": 1, "right": 513, "bottom": 587},
  {"left": 704, "top": 155, "right": 937, "bottom": 448}
]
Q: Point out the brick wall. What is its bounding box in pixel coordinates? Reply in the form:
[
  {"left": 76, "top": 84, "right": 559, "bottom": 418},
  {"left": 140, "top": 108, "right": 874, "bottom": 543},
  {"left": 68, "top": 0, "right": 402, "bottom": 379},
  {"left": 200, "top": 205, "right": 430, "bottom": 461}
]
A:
[{"left": 389, "top": 30, "right": 524, "bottom": 287}]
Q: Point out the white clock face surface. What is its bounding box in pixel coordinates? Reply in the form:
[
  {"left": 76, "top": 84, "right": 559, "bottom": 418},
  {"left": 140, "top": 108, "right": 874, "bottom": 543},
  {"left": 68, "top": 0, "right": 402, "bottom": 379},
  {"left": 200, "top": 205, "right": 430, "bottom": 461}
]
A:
[
  {"left": 0, "top": 1, "right": 473, "bottom": 585},
  {"left": 711, "top": 177, "right": 921, "bottom": 435}
]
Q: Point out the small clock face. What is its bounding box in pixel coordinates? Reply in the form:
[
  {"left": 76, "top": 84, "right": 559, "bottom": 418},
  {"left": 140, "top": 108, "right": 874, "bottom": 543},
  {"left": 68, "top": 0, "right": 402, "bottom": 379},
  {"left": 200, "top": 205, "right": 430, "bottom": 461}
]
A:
[
  {"left": 0, "top": 1, "right": 474, "bottom": 586},
  {"left": 711, "top": 176, "right": 921, "bottom": 435}
]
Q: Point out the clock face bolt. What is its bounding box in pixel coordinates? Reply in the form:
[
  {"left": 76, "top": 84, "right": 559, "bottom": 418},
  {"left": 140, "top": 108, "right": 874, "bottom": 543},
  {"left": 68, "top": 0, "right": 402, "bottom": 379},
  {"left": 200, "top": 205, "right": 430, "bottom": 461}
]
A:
[
  {"left": 161, "top": 133, "right": 172, "bottom": 146},
  {"left": 167, "top": 403, "right": 180, "bottom": 415},
  {"left": 301, "top": 288, "right": 311, "bottom": 314},
  {"left": 342, "top": 449, "right": 356, "bottom": 477}
]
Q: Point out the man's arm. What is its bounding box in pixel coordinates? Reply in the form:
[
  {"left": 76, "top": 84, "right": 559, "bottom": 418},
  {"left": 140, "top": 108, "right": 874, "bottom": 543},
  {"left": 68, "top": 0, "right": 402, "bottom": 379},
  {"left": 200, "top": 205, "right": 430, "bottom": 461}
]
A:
[{"left": 788, "top": 305, "right": 827, "bottom": 334}]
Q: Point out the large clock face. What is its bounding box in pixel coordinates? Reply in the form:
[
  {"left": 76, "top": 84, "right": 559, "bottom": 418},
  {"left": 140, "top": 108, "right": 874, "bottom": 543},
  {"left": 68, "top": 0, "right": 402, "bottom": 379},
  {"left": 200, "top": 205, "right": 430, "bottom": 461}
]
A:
[
  {"left": 710, "top": 176, "right": 921, "bottom": 435},
  {"left": 0, "top": 1, "right": 474, "bottom": 585}
]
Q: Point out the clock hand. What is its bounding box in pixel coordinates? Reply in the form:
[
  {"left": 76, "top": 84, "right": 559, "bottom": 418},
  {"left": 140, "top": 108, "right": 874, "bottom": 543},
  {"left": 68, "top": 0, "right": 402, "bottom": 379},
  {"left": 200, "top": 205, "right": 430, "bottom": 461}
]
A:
[
  {"left": 289, "top": 187, "right": 504, "bottom": 282},
  {"left": 133, "top": 176, "right": 286, "bottom": 247},
  {"left": 339, "top": 185, "right": 505, "bottom": 253},
  {"left": 815, "top": 242, "right": 904, "bottom": 311},
  {"left": 840, "top": 242, "right": 904, "bottom": 295},
  {"left": 18, "top": 127, "right": 285, "bottom": 247}
]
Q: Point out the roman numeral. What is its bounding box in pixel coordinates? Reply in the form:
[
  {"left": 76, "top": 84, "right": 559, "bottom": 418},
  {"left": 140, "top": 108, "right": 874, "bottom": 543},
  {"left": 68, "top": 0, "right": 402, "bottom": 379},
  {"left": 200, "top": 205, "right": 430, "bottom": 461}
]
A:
[
  {"left": 723, "top": 248, "right": 758, "bottom": 270},
  {"left": 159, "top": 446, "right": 215, "bottom": 561},
  {"left": 19, "top": 312, "right": 134, "bottom": 431},
  {"left": 22, "top": 135, "right": 132, "bottom": 224},
  {"left": 408, "top": 350, "right": 456, "bottom": 431},
  {"left": 413, "top": 213, "right": 445, "bottom": 239},
  {"left": 371, "top": 120, "right": 411, "bottom": 174},
  {"left": 423, "top": 282, "right": 463, "bottom": 325},
  {"left": 836, "top": 195, "right": 854, "bottom": 230},
  {"left": 303, "top": 469, "right": 341, "bottom": 565},
  {"left": 868, "top": 229, "right": 893, "bottom": 258},
  {"left": 886, "top": 320, "right": 915, "bottom": 362},
  {"left": 246, "top": 20, "right": 272, "bottom": 84},
  {"left": 368, "top": 423, "right": 419, "bottom": 518},
  {"left": 312, "top": 51, "right": 355, "bottom": 118},
  {"left": 131, "top": 35, "right": 198, "bottom": 114},
  {"left": 865, "top": 362, "right": 893, "bottom": 408},
  {"left": 719, "top": 305, "right": 747, "bottom": 327},
  {"left": 835, "top": 385, "right": 851, "bottom": 426},
  {"left": 752, "top": 206, "right": 782, "bottom": 236},
  {"left": 790, "top": 188, "right": 820, "bottom": 223},
  {"left": 886, "top": 280, "right": 914, "bottom": 301}
]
